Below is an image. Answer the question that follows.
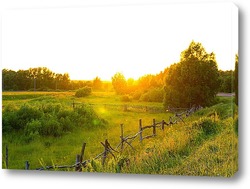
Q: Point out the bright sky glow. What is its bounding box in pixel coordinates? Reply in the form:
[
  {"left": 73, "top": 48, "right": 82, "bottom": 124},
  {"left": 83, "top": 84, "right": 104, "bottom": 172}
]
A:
[{"left": 1, "top": 2, "right": 238, "bottom": 80}]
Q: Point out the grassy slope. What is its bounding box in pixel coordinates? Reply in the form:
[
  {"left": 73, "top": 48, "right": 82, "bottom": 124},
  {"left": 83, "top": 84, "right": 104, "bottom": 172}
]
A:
[{"left": 118, "top": 98, "right": 238, "bottom": 177}]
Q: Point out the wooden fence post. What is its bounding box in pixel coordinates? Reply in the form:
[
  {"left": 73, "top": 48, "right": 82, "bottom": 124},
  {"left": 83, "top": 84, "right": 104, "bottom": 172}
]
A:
[
  {"left": 72, "top": 100, "right": 75, "bottom": 109},
  {"left": 75, "top": 154, "right": 80, "bottom": 171},
  {"left": 102, "top": 140, "right": 108, "bottom": 166},
  {"left": 153, "top": 119, "right": 156, "bottom": 136},
  {"left": 161, "top": 120, "right": 165, "bottom": 130},
  {"left": 80, "top": 142, "right": 86, "bottom": 163},
  {"left": 120, "top": 124, "right": 124, "bottom": 151},
  {"left": 25, "top": 161, "right": 30, "bottom": 170},
  {"left": 6, "top": 145, "right": 8, "bottom": 169},
  {"left": 139, "top": 119, "right": 143, "bottom": 142},
  {"left": 79, "top": 142, "right": 86, "bottom": 171}
]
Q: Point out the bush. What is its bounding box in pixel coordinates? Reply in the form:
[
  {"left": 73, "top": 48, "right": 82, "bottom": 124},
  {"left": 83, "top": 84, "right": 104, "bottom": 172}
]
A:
[
  {"left": 132, "top": 90, "right": 143, "bottom": 100},
  {"left": 199, "top": 118, "right": 221, "bottom": 137},
  {"left": 120, "top": 95, "right": 131, "bottom": 102},
  {"left": 2, "top": 111, "right": 19, "bottom": 132},
  {"left": 24, "top": 120, "right": 42, "bottom": 141},
  {"left": 40, "top": 115, "right": 62, "bottom": 137},
  {"left": 140, "top": 88, "right": 164, "bottom": 102},
  {"left": 75, "top": 87, "right": 92, "bottom": 97},
  {"left": 16, "top": 105, "right": 43, "bottom": 129},
  {"left": 2, "top": 99, "right": 107, "bottom": 139},
  {"left": 41, "top": 103, "right": 62, "bottom": 114}
]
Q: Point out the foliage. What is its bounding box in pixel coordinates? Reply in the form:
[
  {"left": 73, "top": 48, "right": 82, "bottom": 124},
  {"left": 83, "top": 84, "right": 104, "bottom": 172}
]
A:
[
  {"left": 120, "top": 95, "right": 131, "bottom": 102},
  {"left": 139, "top": 88, "right": 164, "bottom": 102},
  {"left": 198, "top": 118, "right": 221, "bottom": 137},
  {"left": 218, "top": 70, "right": 234, "bottom": 93},
  {"left": 234, "top": 54, "right": 238, "bottom": 105},
  {"left": 164, "top": 41, "right": 220, "bottom": 108},
  {"left": 75, "top": 87, "right": 92, "bottom": 97},
  {"left": 131, "top": 90, "right": 143, "bottom": 100},
  {"left": 111, "top": 72, "right": 127, "bottom": 95},
  {"left": 92, "top": 77, "right": 103, "bottom": 91},
  {"left": 2, "top": 67, "right": 71, "bottom": 91},
  {"left": 2, "top": 100, "right": 106, "bottom": 139}
]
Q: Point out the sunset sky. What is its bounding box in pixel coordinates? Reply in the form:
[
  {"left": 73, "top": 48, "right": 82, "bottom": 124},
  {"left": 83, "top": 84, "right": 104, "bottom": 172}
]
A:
[{"left": 1, "top": 2, "right": 238, "bottom": 80}]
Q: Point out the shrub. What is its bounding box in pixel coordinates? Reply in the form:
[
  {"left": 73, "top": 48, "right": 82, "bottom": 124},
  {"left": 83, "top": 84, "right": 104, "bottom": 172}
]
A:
[
  {"left": 120, "top": 95, "right": 131, "bottom": 102},
  {"left": 24, "top": 120, "right": 42, "bottom": 141},
  {"left": 16, "top": 105, "right": 43, "bottom": 130},
  {"left": 2, "top": 98, "right": 107, "bottom": 139},
  {"left": 3, "top": 103, "right": 18, "bottom": 112},
  {"left": 40, "top": 115, "right": 62, "bottom": 137},
  {"left": 75, "top": 87, "right": 92, "bottom": 97},
  {"left": 2, "top": 111, "right": 19, "bottom": 132},
  {"left": 41, "top": 103, "right": 62, "bottom": 114},
  {"left": 199, "top": 118, "right": 221, "bottom": 137},
  {"left": 140, "top": 88, "right": 164, "bottom": 102},
  {"left": 59, "top": 117, "right": 74, "bottom": 132},
  {"left": 132, "top": 90, "right": 143, "bottom": 100}
]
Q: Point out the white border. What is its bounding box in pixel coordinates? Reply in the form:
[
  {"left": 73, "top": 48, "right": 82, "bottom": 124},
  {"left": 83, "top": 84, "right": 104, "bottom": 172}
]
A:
[{"left": 0, "top": 0, "right": 248, "bottom": 189}]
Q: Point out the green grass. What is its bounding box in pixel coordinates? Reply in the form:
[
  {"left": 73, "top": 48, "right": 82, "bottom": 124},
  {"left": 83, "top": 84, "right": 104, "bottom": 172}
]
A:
[{"left": 2, "top": 91, "right": 238, "bottom": 177}]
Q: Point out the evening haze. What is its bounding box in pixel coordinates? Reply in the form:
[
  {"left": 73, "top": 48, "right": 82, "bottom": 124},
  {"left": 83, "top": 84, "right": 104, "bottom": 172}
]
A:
[{"left": 1, "top": 2, "right": 238, "bottom": 80}]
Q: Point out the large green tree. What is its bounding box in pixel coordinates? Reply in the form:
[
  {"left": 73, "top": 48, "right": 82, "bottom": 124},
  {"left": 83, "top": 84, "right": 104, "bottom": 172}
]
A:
[{"left": 164, "top": 41, "right": 220, "bottom": 108}]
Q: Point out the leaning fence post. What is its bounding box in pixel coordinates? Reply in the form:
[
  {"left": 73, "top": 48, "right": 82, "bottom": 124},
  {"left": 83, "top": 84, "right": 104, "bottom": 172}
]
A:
[
  {"left": 6, "top": 145, "right": 8, "bottom": 169},
  {"left": 25, "top": 161, "right": 30, "bottom": 170},
  {"left": 161, "top": 120, "right": 165, "bottom": 130},
  {"left": 153, "top": 119, "right": 156, "bottom": 136},
  {"left": 102, "top": 140, "right": 108, "bottom": 166},
  {"left": 120, "top": 124, "right": 124, "bottom": 151},
  {"left": 139, "top": 119, "right": 143, "bottom": 142}
]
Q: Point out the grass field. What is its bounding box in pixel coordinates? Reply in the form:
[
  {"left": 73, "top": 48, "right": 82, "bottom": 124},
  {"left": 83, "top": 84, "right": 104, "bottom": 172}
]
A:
[{"left": 2, "top": 91, "right": 238, "bottom": 177}]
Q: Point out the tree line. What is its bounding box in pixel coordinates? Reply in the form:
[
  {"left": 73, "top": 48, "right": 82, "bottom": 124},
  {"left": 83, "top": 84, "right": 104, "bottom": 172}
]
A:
[
  {"left": 2, "top": 41, "right": 238, "bottom": 107},
  {"left": 2, "top": 67, "right": 107, "bottom": 92}
]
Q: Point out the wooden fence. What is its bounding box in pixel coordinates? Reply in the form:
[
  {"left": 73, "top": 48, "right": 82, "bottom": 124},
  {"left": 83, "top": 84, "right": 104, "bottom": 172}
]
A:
[{"left": 4, "top": 105, "right": 202, "bottom": 171}]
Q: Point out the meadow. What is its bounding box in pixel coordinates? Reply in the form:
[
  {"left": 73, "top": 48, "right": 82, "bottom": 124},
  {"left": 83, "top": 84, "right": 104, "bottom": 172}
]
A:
[{"left": 2, "top": 91, "right": 238, "bottom": 177}]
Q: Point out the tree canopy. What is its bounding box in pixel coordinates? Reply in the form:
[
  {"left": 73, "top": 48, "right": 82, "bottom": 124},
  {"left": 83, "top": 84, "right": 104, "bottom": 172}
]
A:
[
  {"left": 2, "top": 67, "right": 70, "bottom": 91},
  {"left": 111, "top": 72, "right": 127, "bottom": 95},
  {"left": 164, "top": 41, "right": 220, "bottom": 108}
]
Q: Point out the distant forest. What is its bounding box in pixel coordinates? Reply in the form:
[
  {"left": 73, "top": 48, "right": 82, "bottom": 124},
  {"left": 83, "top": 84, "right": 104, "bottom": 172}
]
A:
[
  {"left": 2, "top": 67, "right": 108, "bottom": 91},
  {"left": 2, "top": 66, "right": 234, "bottom": 93},
  {"left": 2, "top": 42, "right": 237, "bottom": 105}
]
